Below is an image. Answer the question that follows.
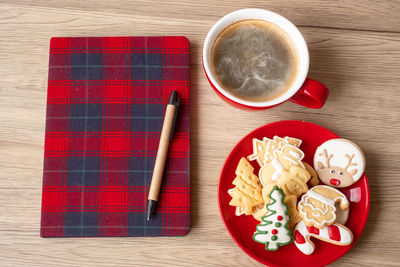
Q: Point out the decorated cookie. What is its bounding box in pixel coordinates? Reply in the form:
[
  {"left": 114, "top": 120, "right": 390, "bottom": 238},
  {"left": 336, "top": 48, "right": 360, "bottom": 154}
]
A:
[
  {"left": 253, "top": 186, "right": 293, "bottom": 251},
  {"left": 298, "top": 185, "right": 349, "bottom": 228},
  {"left": 284, "top": 136, "right": 302, "bottom": 147},
  {"left": 314, "top": 138, "right": 366, "bottom": 188},
  {"left": 228, "top": 158, "right": 263, "bottom": 215},
  {"left": 252, "top": 204, "right": 268, "bottom": 221},
  {"left": 276, "top": 165, "right": 311, "bottom": 198},
  {"left": 294, "top": 220, "right": 353, "bottom": 255},
  {"left": 267, "top": 137, "right": 302, "bottom": 166},
  {"left": 303, "top": 162, "right": 320, "bottom": 187},
  {"left": 233, "top": 206, "right": 245, "bottom": 216},
  {"left": 253, "top": 194, "right": 301, "bottom": 230},
  {"left": 259, "top": 144, "right": 306, "bottom": 186},
  {"left": 284, "top": 194, "right": 302, "bottom": 229},
  {"left": 248, "top": 136, "right": 302, "bottom": 167},
  {"left": 248, "top": 138, "right": 269, "bottom": 167},
  {"left": 335, "top": 202, "right": 350, "bottom": 225},
  {"left": 261, "top": 165, "right": 311, "bottom": 207}
]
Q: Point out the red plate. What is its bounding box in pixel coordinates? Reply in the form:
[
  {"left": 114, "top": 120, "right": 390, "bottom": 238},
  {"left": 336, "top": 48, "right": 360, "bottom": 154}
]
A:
[{"left": 218, "top": 120, "right": 369, "bottom": 267}]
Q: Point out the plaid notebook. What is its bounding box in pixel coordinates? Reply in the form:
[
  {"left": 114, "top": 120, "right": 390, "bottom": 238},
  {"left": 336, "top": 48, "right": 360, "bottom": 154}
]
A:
[{"left": 41, "top": 36, "right": 190, "bottom": 237}]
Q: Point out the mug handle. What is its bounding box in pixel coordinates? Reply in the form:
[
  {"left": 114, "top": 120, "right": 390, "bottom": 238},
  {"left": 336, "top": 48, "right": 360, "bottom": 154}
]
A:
[{"left": 289, "top": 78, "right": 329, "bottom": 109}]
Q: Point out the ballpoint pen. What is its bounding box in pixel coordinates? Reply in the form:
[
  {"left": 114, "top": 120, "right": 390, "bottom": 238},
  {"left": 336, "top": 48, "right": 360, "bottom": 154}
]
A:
[{"left": 147, "top": 90, "right": 180, "bottom": 221}]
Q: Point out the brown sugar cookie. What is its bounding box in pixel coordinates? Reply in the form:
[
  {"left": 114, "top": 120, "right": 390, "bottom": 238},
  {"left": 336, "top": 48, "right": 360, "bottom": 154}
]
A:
[
  {"left": 276, "top": 165, "right": 311, "bottom": 198},
  {"left": 303, "top": 161, "right": 319, "bottom": 187},
  {"left": 228, "top": 157, "right": 263, "bottom": 215},
  {"left": 284, "top": 194, "right": 302, "bottom": 229}
]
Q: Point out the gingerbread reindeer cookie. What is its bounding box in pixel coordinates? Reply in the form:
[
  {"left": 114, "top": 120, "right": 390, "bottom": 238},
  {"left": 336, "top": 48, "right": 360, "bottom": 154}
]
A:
[{"left": 314, "top": 138, "right": 365, "bottom": 188}]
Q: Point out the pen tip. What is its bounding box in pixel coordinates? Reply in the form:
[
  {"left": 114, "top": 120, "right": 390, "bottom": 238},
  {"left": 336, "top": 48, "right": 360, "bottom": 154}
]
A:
[
  {"left": 147, "top": 199, "right": 156, "bottom": 221},
  {"left": 169, "top": 90, "right": 179, "bottom": 105}
]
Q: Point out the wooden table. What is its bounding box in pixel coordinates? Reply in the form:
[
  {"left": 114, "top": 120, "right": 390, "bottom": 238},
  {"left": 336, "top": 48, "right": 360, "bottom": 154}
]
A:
[{"left": 1, "top": 1, "right": 399, "bottom": 266}]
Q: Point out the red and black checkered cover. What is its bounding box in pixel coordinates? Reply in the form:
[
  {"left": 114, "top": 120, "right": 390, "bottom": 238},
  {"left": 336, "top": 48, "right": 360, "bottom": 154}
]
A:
[{"left": 41, "top": 37, "right": 190, "bottom": 237}]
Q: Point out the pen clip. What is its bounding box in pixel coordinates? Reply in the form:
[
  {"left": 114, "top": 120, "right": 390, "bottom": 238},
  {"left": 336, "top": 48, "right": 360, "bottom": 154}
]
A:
[{"left": 168, "top": 91, "right": 180, "bottom": 142}]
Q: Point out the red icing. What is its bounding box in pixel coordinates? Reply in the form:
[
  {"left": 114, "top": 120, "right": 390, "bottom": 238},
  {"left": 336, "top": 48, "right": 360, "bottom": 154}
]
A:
[
  {"left": 271, "top": 229, "right": 278, "bottom": 235},
  {"left": 277, "top": 216, "right": 283, "bottom": 221},
  {"left": 295, "top": 230, "right": 306, "bottom": 244},
  {"left": 330, "top": 179, "right": 341, "bottom": 186},
  {"left": 307, "top": 226, "right": 320, "bottom": 235},
  {"left": 328, "top": 225, "right": 341, "bottom": 241}
]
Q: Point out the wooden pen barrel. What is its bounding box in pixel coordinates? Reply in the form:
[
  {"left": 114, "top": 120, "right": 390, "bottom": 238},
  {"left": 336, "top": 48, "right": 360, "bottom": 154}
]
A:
[{"left": 148, "top": 104, "right": 176, "bottom": 201}]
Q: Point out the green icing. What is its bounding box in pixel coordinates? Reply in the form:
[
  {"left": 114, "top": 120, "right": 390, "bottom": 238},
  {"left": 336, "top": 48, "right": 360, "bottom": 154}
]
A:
[{"left": 252, "top": 186, "right": 294, "bottom": 251}]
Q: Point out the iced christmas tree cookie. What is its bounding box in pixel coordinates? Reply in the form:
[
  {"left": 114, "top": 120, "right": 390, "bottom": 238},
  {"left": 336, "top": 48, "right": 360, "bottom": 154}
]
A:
[{"left": 253, "top": 186, "right": 293, "bottom": 251}]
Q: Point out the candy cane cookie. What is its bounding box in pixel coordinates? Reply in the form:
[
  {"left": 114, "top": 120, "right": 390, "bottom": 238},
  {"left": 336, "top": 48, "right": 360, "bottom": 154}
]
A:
[{"left": 294, "top": 220, "right": 353, "bottom": 255}]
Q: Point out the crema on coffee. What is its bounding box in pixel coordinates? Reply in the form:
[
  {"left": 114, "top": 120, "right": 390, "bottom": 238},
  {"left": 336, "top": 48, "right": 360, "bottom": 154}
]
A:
[{"left": 211, "top": 19, "right": 299, "bottom": 102}]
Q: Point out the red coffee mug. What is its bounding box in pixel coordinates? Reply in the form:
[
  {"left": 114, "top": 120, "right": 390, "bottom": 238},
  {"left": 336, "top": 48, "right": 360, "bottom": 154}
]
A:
[{"left": 203, "top": 9, "right": 329, "bottom": 110}]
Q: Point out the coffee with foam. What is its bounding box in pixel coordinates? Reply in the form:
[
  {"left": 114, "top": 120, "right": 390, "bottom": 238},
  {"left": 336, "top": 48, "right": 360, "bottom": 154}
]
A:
[{"left": 211, "top": 19, "right": 299, "bottom": 102}]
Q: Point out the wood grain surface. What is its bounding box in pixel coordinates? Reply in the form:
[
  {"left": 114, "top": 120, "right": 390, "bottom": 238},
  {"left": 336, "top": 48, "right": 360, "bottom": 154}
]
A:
[{"left": 1, "top": 1, "right": 400, "bottom": 266}]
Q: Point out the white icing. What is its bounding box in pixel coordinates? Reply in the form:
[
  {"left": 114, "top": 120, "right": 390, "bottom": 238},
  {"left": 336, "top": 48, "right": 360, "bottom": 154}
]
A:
[
  {"left": 272, "top": 171, "right": 280, "bottom": 181},
  {"left": 273, "top": 136, "right": 286, "bottom": 148},
  {"left": 338, "top": 225, "right": 353, "bottom": 244},
  {"left": 313, "top": 138, "right": 366, "bottom": 183},
  {"left": 319, "top": 225, "right": 329, "bottom": 239},
  {"left": 274, "top": 144, "right": 305, "bottom": 168},
  {"left": 248, "top": 154, "right": 257, "bottom": 160},
  {"left": 271, "top": 158, "right": 284, "bottom": 172},
  {"left": 270, "top": 158, "right": 284, "bottom": 181},
  {"left": 256, "top": 224, "right": 271, "bottom": 232},
  {"left": 269, "top": 189, "right": 287, "bottom": 216},
  {"left": 283, "top": 155, "right": 302, "bottom": 166},
  {"left": 288, "top": 150, "right": 301, "bottom": 159},
  {"left": 306, "top": 190, "right": 335, "bottom": 207},
  {"left": 248, "top": 138, "right": 263, "bottom": 161},
  {"left": 294, "top": 221, "right": 315, "bottom": 255},
  {"left": 294, "top": 220, "right": 353, "bottom": 255},
  {"left": 263, "top": 137, "right": 285, "bottom": 165},
  {"left": 229, "top": 188, "right": 245, "bottom": 216},
  {"left": 298, "top": 194, "right": 336, "bottom": 228},
  {"left": 258, "top": 166, "right": 266, "bottom": 186},
  {"left": 253, "top": 188, "right": 292, "bottom": 250},
  {"left": 313, "top": 185, "right": 349, "bottom": 206},
  {"left": 284, "top": 136, "right": 302, "bottom": 147},
  {"left": 235, "top": 207, "right": 245, "bottom": 216},
  {"left": 298, "top": 185, "right": 350, "bottom": 227}
]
